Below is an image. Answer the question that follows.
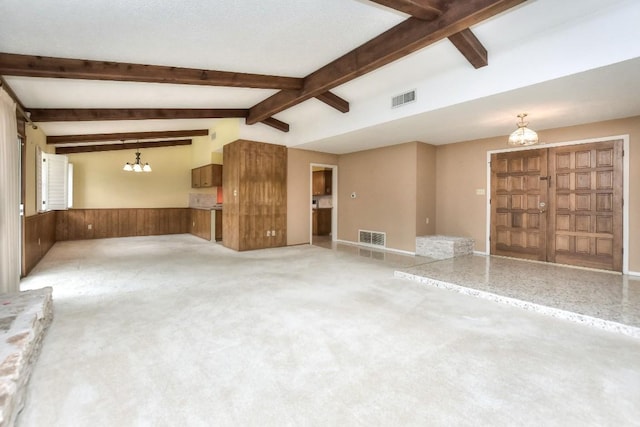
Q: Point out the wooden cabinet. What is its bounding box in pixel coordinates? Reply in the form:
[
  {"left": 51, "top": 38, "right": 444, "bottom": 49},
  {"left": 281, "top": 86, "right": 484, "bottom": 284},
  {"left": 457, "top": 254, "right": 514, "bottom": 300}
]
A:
[
  {"left": 223, "top": 139, "right": 287, "bottom": 251},
  {"left": 312, "top": 210, "right": 318, "bottom": 235},
  {"left": 313, "top": 208, "right": 332, "bottom": 236},
  {"left": 190, "top": 208, "right": 211, "bottom": 241},
  {"left": 191, "top": 164, "right": 222, "bottom": 188},
  {"left": 214, "top": 209, "right": 222, "bottom": 242},
  {"left": 312, "top": 170, "right": 332, "bottom": 195}
]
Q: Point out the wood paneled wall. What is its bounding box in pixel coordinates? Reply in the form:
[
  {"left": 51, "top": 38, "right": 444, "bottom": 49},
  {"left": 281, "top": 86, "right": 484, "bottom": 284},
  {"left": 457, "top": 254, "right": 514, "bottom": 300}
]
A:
[
  {"left": 56, "top": 208, "right": 190, "bottom": 241},
  {"left": 223, "top": 139, "right": 287, "bottom": 251},
  {"left": 23, "top": 211, "right": 56, "bottom": 275}
]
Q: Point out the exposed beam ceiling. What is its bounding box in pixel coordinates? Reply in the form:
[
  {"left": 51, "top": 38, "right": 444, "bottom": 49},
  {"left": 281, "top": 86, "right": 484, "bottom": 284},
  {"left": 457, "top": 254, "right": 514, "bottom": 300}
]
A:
[
  {"left": 47, "top": 129, "right": 209, "bottom": 144},
  {"left": 448, "top": 28, "right": 488, "bottom": 68},
  {"left": 315, "top": 92, "right": 350, "bottom": 113},
  {"left": 368, "top": 0, "right": 447, "bottom": 21},
  {"left": 0, "top": 52, "right": 303, "bottom": 90},
  {"left": 368, "top": 1, "right": 489, "bottom": 69},
  {"left": 246, "top": 0, "right": 525, "bottom": 125},
  {"left": 29, "top": 108, "right": 249, "bottom": 122},
  {"left": 261, "top": 117, "right": 290, "bottom": 133},
  {"left": 55, "top": 139, "right": 192, "bottom": 154},
  {"left": 0, "top": 51, "right": 348, "bottom": 132}
]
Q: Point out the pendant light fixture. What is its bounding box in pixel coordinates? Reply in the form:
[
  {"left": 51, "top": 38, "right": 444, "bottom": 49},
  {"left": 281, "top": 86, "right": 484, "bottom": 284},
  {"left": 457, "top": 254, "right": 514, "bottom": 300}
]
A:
[
  {"left": 123, "top": 149, "right": 152, "bottom": 172},
  {"left": 508, "top": 113, "right": 539, "bottom": 146}
]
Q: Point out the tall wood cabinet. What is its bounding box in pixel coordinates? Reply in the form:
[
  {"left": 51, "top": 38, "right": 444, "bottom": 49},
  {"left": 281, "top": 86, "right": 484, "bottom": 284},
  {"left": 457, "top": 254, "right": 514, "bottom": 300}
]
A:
[{"left": 222, "top": 139, "right": 287, "bottom": 251}]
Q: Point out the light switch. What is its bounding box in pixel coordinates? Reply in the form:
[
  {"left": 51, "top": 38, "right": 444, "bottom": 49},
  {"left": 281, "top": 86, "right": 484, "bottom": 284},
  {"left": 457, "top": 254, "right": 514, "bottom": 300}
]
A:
[{"left": 475, "top": 189, "right": 486, "bottom": 196}]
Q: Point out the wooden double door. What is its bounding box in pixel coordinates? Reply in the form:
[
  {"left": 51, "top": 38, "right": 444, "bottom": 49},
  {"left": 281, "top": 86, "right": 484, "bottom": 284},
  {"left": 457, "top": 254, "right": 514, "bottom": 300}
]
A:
[{"left": 490, "top": 139, "right": 623, "bottom": 271}]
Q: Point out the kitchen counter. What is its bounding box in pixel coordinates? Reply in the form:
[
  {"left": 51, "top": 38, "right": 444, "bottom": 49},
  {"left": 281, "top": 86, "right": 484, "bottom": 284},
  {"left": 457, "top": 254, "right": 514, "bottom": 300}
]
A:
[{"left": 190, "top": 205, "right": 223, "bottom": 211}]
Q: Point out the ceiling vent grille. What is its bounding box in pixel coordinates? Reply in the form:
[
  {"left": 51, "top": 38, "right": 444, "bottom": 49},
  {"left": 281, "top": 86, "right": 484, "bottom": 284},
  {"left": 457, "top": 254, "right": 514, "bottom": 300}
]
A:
[
  {"left": 391, "top": 90, "right": 416, "bottom": 108},
  {"left": 359, "top": 229, "right": 386, "bottom": 248}
]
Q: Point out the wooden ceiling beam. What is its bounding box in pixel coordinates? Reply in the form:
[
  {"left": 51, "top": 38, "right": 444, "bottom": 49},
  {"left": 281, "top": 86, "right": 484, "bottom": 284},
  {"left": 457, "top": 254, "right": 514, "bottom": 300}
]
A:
[
  {"left": 260, "top": 117, "right": 290, "bottom": 132},
  {"left": 0, "top": 52, "right": 303, "bottom": 90},
  {"left": 247, "top": 0, "right": 525, "bottom": 125},
  {"left": 315, "top": 92, "right": 350, "bottom": 113},
  {"left": 55, "top": 139, "right": 192, "bottom": 154},
  {"left": 47, "top": 129, "right": 209, "bottom": 144},
  {"left": 368, "top": 0, "right": 447, "bottom": 21},
  {"left": 448, "top": 28, "right": 488, "bottom": 68},
  {"left": 29, "top": 108, "right": 248, "bottom": 122}
]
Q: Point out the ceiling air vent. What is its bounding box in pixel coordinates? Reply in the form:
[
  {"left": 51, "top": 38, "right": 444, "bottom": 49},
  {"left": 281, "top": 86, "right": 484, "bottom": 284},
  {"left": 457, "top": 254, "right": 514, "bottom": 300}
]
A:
[{"left": 391, "top": 90, "right": 416, "bottom": 108}]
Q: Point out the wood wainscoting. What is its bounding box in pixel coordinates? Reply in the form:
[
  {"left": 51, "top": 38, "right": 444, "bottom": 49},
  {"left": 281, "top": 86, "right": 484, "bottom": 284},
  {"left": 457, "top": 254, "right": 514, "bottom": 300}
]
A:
[
  {"left": 56, "top": 208, "right": 190, "bottom": 241},
  {"left": 23, "top": 211, "right": 57, "bottom": 275}
]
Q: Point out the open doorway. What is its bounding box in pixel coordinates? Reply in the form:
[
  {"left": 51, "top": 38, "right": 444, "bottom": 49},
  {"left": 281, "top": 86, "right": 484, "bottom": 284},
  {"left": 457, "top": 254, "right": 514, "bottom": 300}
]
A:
[{"left": 310, "top": 164, "right": 337, "bottom": 248}]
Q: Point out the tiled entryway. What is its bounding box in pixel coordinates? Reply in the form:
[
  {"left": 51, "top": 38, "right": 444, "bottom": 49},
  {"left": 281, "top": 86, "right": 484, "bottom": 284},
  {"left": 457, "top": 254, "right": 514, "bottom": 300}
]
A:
[{"left": 396, "top": 254, "right": 640, "bottom": 338}]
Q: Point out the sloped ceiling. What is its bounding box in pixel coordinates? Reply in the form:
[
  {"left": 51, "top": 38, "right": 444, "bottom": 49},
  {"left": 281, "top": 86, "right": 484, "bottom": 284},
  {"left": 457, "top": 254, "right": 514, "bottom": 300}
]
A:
[{"left": 1, "top": 0, "right": 639, "bottom": 154}]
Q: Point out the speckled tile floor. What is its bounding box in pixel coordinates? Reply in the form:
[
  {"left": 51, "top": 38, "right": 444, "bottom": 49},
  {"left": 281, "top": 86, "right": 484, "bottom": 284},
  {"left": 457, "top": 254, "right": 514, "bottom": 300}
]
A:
[{"left": 395, "top": 254, "right": 640, "bottom": 338}]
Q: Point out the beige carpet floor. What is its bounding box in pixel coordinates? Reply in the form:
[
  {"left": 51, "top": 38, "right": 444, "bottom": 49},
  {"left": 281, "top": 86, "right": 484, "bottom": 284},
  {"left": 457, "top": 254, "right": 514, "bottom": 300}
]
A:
[{"left": 18, "top": 234, "right": 640, "bottom": 426}]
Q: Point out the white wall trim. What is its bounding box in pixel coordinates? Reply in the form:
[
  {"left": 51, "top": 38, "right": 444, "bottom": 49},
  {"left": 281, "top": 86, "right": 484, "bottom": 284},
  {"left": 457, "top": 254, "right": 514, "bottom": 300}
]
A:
[
  {"left": 485, "top": 135, "right": 630, "bottom": 274},
  {"left": 335, "top": 239, "right": 416, "bottom": 256},
  {"left": 628, "top": 271, "right": 640, "bottom": 278}
]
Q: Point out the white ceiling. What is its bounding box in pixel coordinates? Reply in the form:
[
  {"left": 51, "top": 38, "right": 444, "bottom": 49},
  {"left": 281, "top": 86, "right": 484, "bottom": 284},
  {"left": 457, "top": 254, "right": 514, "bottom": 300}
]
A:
[{"left": 1, "top": 0, "right": 639, "bottom": 153}]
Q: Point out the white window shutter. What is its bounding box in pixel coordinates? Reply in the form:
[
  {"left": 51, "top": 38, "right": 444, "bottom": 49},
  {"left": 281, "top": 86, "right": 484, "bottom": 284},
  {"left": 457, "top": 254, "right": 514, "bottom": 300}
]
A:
[
  {"left": 46, "top": 153, "right": 69, "bottom": 210},
  {"left": 36, "top": 147, "right": 46, "bottom": 212},
  {"left": 37, "top": 150, "right": 70, "bottom": 212}
]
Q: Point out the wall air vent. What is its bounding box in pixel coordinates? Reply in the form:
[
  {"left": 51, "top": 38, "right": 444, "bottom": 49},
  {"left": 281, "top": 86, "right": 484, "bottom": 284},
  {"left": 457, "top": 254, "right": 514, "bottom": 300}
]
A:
[
  {"left": 358, "top": 229, "right": 386, "bottom": 248},
  {"left": 391, "top": 90, "right": 416, "bottom": 108}
]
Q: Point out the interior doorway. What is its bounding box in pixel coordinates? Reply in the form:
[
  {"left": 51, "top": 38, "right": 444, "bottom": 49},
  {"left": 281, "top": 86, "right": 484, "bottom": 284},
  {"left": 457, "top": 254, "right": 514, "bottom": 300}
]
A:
[
  {"left": 490, "top": 139, "right": 624, "bottom": 272},
  {"left": 310, "top": 164, "right": 337, "bottom": 248}
]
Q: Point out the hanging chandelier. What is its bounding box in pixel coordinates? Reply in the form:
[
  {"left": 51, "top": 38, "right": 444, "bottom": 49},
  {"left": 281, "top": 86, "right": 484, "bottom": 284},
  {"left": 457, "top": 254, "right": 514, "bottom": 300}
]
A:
[
  {"left": 508, "top": 113, "right": 539, "bottom": 146},
  {"left": 123, "top": 149, "right": 152, "bottom": 172}
]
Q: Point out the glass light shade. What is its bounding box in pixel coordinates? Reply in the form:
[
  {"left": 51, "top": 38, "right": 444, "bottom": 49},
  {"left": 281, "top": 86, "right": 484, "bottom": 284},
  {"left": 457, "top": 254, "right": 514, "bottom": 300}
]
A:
[
  {"left": 143, "top": 163, "right": 152, "bottom": 172},
  {"left": 123, "top": 163, "right": 133, "bottom": 171},
  {"left": 508, "top": 126, "right": 539, "bottom": 146},
  {"left": 133, "top": 163, "right": 143, "bottom": 172}
]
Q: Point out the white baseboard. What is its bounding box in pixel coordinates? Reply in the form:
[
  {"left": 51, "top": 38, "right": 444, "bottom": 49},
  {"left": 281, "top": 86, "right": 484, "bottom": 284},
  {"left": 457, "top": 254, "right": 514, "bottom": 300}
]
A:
[
  {"left": 628, "top": 271, "right": 640, "bottom": 277},
  {"left": 335, "top": 239, "right": 416, "bottom": 256}
]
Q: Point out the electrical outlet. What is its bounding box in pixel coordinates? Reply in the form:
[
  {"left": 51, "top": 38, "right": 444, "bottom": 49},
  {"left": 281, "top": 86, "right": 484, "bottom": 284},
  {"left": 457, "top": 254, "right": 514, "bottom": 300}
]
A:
[
  {"left": 266, "top": 230, "right": 271, "bottom": 237},
  {"left": 425, "top": 217, "right": 429, "bottom": 224},
  {"left": 272, "top": 230, "right": 276, "bottom": 236},
  {"left": 88, "top": 224, "right": 93, "bottom": 230},
  {"left": 38, "top": 238, "right": 41, "bottom": 246}
]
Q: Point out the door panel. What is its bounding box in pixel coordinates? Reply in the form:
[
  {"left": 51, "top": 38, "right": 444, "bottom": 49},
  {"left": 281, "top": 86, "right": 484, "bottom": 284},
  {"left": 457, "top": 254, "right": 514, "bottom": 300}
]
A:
[
  {"left": 491, "top": 149, "right": 547, "bottom": 261},
  {"left": 490, "top": 140, "right": 623, "bottom": 272},
  {"left": 547, "top": 140, "right": 623, "bottom": 271}
]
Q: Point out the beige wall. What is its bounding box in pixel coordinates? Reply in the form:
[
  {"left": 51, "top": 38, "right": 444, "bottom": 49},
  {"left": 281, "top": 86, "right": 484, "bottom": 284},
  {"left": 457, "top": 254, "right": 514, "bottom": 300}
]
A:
[
  {"left": 68, "top": 145, "right": 192, "bottom": 208},
  {"left": 435, "top": 115, "right": 640, "bottom": 272},
  {"left": 338, "top": 142, "right": 421, "bottom": 252},
  {"left": 24, "top": 126, "right": 53, "bottom": 216},
  {"left": 287, "top": 148, "right": 338, "bottom": 245},
  {"left": 60, "top": 120, "right": 242, "bottom": 208},
  {"left": 416, "top": 142, "right": 436, "bottom": 236}
]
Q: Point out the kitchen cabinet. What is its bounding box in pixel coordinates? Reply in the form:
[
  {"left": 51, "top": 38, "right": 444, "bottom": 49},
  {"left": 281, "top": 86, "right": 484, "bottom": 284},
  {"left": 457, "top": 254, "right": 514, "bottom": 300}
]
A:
[
  {"left": 191, "top": 164, "right": 222, "bottom": 188},
  {"left": 190, "top": 208, "right": 211, "bottom": 241},
  {"left": 313, "top": 208, "right": 332, "bottom": 236},
  {"left": 312, "top": 170, "right": 332, "bottom": 195},
  {"left": 223, "top": 139, "right": 287, "bottom": 251},
  {"left": 215, "top": 209, "right": 223, "bottom": 241}
]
